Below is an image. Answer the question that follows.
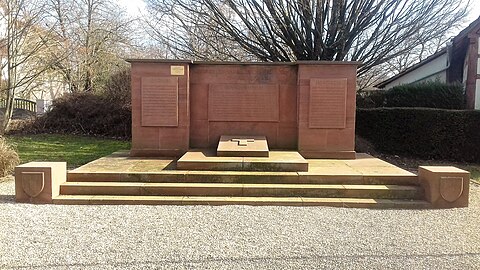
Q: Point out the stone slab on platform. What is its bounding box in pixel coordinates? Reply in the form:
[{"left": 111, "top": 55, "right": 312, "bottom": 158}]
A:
[
  {"left": 217, "top": 135, "right": 269, "bottom": 157},
  {"left": 177, "top": 149, "right": 308, "bottom": 172}
]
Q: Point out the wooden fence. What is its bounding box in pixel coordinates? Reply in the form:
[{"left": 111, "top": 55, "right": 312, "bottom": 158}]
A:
[{"left": 0, "top": 98, "right": 36, "bottom": 112}]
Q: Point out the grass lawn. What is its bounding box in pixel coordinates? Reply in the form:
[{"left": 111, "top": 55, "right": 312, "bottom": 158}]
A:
[
  {"left": 6, "top": 134, "right": 130, "bottom": 168},
  {"left": 5, "top": 133, "right": 480, "bottom": 182}
]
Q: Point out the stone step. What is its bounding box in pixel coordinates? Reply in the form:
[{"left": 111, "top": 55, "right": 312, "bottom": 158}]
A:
[
  {"left": 60, "top": 182, "right": 423, "bottom": 199},
  {"left": 53, "top": 195, "right": 430, "bottom": 208},
  {"left": 67, "top": 171, "right": 419, "bottom": 185},
  {"left": 176, "top": 150, "right": 309, "bottom": 171}
]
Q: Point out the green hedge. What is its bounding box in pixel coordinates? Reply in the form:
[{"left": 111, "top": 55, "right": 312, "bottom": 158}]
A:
[
  {"left": 357, "top": 81, "right": 465, "bottom": 109},
  {"left": 356, "top": 108, "right": 480, "bottom": 162}
]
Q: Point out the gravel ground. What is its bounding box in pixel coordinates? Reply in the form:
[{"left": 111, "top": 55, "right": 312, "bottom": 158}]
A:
[{"left": 1, "top": 176, "right": 479, "bottom": 270}]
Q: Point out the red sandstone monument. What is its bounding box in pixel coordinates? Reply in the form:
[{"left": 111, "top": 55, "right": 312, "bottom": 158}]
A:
[
  {"left": 13, "top": 59, "right": 471, "bottom": 208},
  {"left": 128, "top": 60, "right": 358, "bottom": 160}
]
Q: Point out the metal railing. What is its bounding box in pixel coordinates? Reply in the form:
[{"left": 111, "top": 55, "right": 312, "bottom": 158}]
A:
[{"left": 0, "top": 98, "right": 36, "bottom": 112}]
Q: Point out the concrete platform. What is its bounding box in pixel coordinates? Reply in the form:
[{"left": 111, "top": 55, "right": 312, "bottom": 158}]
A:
[{"left": 177, "top": 149, "right": 309, "bottom": 172}]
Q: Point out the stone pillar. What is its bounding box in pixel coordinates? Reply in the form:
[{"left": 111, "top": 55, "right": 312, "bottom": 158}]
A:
[
  {"left": 418, "top": 166, "right": 470, "bottom": 208},
  {"left": 15, "top": 162, "right": 66, "bottom": 204},
  {"left": 129, "top": 60, "right": 191, "bottom": 157},
  {"left": 297, "top": 62, "right": 359, "bottom": 159}
]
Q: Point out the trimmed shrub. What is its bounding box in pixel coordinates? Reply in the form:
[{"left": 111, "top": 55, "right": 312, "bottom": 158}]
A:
[
  {"left": 357, "top": 81, "right": 465, "bottom": 109},
  {"left": 0, "top": 137, "right": 20, "bottom": 177},
  {"left": 356, "top": 91, "right": 386, "bottom": 108},
  {"left": 356, "top": 108, "right": 480, "bottom": 162}
]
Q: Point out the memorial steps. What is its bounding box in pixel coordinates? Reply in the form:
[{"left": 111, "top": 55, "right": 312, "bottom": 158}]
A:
[{"left": 52, "top": 151, "right": 430, "bottom": 208}]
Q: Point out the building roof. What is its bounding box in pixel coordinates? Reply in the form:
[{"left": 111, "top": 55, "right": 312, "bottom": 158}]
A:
[{"left": 374, "top": 16, "right": 480, "bottom": 89}]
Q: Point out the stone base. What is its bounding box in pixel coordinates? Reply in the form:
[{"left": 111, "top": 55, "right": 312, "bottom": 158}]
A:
[
  {"left": 418, "top": 166, "right": 470, "bottom": 208},
  {"left": 15, "top": 162, "right": 67, "bottom": 204},
  {"left": 299, "top": 151, "right": 356, "bottom": 159},
  {"left": 130, "top": 149, "right": 185, "bottom": 157},
  {"left": 52, "top": 151, "right": 429, "bottom": 208},
  {"left": 177, "top": 149, "right": 308, "bottom": 172}
]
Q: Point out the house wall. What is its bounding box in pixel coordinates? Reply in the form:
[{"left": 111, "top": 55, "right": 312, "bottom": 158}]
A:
[
  {"left": 383, "top": 52, "right": 448, "bottom": 89},
  {"left": 477, "top": 37, "right": 480, "bottom": 109},
  {"left": 466, "top": 35, "right": 480, "bottom": 109},
  {"left": 476, "top": 80, "right": 480, "bottom": 110}
]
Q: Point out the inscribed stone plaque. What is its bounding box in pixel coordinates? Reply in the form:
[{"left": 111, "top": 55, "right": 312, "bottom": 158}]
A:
[
  {"left": 141, "top": 77, "right": 178, "bottom": 127},
  {"left": 309, "top": 78, "right": 347, "bottom": 129},
  {"left": 208, "top": 84, "right": 279, "bottom": 122}
]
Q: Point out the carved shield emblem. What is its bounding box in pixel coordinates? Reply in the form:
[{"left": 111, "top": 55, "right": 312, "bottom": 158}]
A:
[
  {"left": 21, "top": 172, "right": 45, "bottom": 198},
  {"left": 440, "top": 176, "right": 464, "bottom": 202}
]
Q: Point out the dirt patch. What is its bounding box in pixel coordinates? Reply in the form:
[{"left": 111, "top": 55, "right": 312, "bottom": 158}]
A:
[
  {"left": 356, "top": 135, "right": 480, "bottom": 174},
  {"left": 368, "top": 152, "right": 480, "bottom": 175}
]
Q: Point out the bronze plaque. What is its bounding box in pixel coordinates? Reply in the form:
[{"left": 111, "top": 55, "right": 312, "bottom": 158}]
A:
[
  {"left": 309, "top": 78, "right": 347, "bottom": 128},
  {"left": 170, "top": 66, "right": 185, "bottom": 76},
  {"left": 208, "top": 84, "right": 279, "bottom": 122},
  {"left": 141, "top": 77, "right": 178, "bottom": 127}
]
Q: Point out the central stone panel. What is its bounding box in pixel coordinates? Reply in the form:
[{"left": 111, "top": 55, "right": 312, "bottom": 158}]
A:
[{"left": 217, "top": 135, "right": 269, "bottom": 157}]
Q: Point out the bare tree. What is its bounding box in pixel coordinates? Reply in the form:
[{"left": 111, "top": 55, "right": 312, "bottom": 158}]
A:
[
  {"left": 145, "top": 0, "right": 469, "bottom": 75},
  {"left": 0, "top": 0, "right": 54, "bottom": 133},
  {"left": 144, "top": 1, "right": 255, "bottom": 61},
  {"left": 45, "top": 0, "right": 134, "bottom": 93}
]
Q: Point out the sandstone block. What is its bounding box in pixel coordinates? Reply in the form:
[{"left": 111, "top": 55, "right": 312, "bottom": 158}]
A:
[{"left": 15, "top": 162, "right": 67, "bottom": 204}]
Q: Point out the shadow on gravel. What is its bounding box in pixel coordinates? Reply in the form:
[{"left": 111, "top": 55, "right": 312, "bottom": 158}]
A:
[{"left": 0, "top": 195, "right": 15, "bottom": 204}]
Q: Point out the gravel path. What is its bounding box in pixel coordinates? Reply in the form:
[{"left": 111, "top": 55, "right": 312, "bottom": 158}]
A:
[{"left": 1, "top": 177, "right": 479, "bottom": 269}]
